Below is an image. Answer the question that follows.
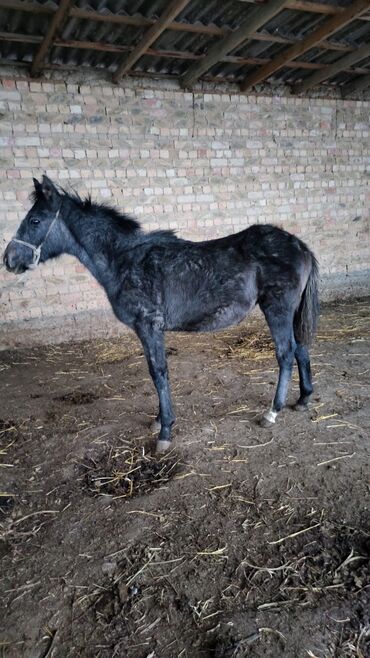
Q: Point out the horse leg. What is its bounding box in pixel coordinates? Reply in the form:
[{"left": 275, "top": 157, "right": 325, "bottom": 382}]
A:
[
  {"left": 150, "top": 414, "right": 161, "bottom": 433},
  {"left": 260, "top": 304, "right": 296, "bottom": 427},
  {"left": 135, "top": 323, "right": 175, "bottom": 452},
  {"left": 293, "top": 343, "right": 313, "bottom": 411}
]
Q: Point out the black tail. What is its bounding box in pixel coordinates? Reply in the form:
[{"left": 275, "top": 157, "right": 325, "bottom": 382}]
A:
[{"left": 294, "top": 255, "right": 319, "bottom": 346}]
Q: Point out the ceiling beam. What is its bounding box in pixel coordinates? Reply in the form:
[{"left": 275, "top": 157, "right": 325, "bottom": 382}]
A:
[
  {"left": 341, "top": 71, "right": 370, "bottom": 96},
  {"left": 2, "top": 56, "right": 370, "bottom": 92},
  {"left": 57, "top": 1, "right": 370, "bottom": 24},
  {"left": 291, "top": 1, "right": 337, "bottom": 15},
  {"left": 1, "top": 0, "right": 369, "bottom": 20},
  {"left": 293, "top": 42, "right": 370, "bottom": 93},
  {"left": 181, "top": 0, "right": 290, "bottom": 88},
  {"left": 240, "top": 0, "right": 370, "bottom": 91},
  {"left": 30, "top": 0, "right": 74, "bottom": 76},
  {"left": 0, "top": 0, "right": 362, "bottom": 54},
  {"left": 0, "top": 0, "right": 54, "bottom": 13},
  {"left": 287, "top": 0, "right": 370, "bottom": 19},
  {"left": 112, "top": 0, "right": 191, "bottom": 83},
  {"left": 0, "top": 56, "right": 257, "bottom": 86},
  {"left": 2, "top": 32, "right": 370, "bottom": 77},
  {"left": 251, "top": 33, "right": 352, "bottom": 53}
]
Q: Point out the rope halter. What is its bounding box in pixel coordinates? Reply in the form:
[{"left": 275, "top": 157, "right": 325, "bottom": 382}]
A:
[{"left": 9, "top": 206, "right": 61, "bottom": 270}]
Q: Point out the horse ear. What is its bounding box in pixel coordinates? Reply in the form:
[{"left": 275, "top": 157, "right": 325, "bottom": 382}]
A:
[
  {"left": 41, "top": 175, "right": 60, "bottom": 207},
  {"left": 33, "top": 177, "right": 41, "bottom": 192}
]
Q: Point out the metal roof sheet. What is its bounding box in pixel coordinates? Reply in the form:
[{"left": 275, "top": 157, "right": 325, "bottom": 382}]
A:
[{"left": 0, "top": 0, "right": 369, "bottom": 94}]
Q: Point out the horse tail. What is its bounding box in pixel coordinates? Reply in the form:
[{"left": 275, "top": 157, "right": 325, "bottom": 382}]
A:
[{"left": 294, "top": 253, "right": 319, "bottom": 346}]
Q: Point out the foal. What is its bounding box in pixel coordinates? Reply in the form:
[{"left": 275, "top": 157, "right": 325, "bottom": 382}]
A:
[{"left": 4, "top": 176, "right": 319, "bottom": 452}]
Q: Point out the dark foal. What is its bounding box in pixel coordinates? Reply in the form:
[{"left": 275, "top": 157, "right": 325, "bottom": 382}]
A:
[{"left": 4, "top": 176, "right": 319, "bottom": 452}]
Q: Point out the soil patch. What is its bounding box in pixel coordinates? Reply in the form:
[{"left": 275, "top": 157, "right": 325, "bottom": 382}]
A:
[
  {"left": 0, "top": 298, "right": 369, "bottom": 657},
  {"left": 56, "top": 390, "right": 100, "bottom": 405},
  {"left": 81, "top": 447, "right": 180, "bottom": 498}
]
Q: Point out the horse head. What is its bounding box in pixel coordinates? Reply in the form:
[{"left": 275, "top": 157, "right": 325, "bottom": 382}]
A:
[{"left": 3, "top": 175, "right": 62, "bottom": 274}]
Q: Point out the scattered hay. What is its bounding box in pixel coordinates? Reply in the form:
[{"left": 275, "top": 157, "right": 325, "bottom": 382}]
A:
[
  {"left": 0, "top": 508, "right": 60, "bottom": 546},
  {"left": 316, "top": 303, "right": 370, "bottom": 344},
  {"left": 0, "top": 419, "right": 19, "bottom": 436},
  {"left": 239, "top": 522, "right": 370, "bottom": 609},
  {"left": 226, "top": 334, "right": 275, "bottom": 361},
  {"left": 0, "top": 422, "right": 18, "bottom": 521},
  {"left": 81, "top": 446, "right": 180, "bottom": 498},
  {"left": 93, "top": 339, "right": 142, "bottom": 365}
]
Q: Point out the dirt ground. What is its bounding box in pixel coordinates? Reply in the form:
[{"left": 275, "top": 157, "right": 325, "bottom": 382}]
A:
[{"left": 0, "top": 298, "right": 369, "bottom": 658}]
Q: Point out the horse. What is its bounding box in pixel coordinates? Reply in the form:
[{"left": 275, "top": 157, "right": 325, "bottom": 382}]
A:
[{"left": 3, "top": 176, "right": 319, "bottom": 452}]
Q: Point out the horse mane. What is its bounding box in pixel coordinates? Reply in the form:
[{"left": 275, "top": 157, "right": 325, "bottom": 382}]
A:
[
  {"left": 75, "top": 195, "right": 141, "bottom": 233},
  {"left": 30, "top": 186, "right": 141, "bottom": 233}
]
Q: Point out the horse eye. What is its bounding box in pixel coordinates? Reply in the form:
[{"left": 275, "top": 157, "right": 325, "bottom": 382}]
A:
[{"left": 30, "top": 218, "right": 40, "bottom": 225}]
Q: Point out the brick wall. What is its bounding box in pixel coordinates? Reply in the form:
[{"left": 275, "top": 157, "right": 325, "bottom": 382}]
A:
[{"left": 0, "top": 75, "right": 369, "bottom": 348}]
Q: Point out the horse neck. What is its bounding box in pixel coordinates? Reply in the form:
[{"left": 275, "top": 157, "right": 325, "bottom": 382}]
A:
[{"left": 61, "top": 203, "right": 138, "bottom": 292}]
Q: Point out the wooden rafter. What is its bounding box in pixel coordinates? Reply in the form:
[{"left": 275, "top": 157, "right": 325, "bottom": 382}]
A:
[
  {"left": 341, "top": 72, "right": 370, "bottom": 96},
  {"left": 240, "top": 0, "right": 370, "bottom": 91},
  {"left": 181, "top": 0, "right": 290, "bottom": 88},
  {"left": 4, "top": 31, "right": 370, "bottom": 76},
  {"left": 30, "top": 0, "right": 74, "bottom": 76},
  {"left": 0, "top": 0, "right": 369, "bottom": 92},
  {"left": 0, "top": 57, "right": 276, "bottom": 86},
  {"left": 3, "top": 57, "right": 370, "bottom": 94},
  {"left": 293, "top": 43, "right": 370, "bottom": 93},
  {"left": 0, "top": 0, "right": 369, "bottom": 21},
  {"left": 0, "top": 0, "right": 363, "bottom": 55},
  {"left": 112, "top": 0, "right": 191, "bottom": 83},
  {"left": 291, "top": 1, "right": 340, "bottom": 15}
]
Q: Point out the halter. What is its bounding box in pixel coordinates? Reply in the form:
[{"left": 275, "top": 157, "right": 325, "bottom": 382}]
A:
[{"left": 10, "top": 206, "right": 61, "bottom": 270}]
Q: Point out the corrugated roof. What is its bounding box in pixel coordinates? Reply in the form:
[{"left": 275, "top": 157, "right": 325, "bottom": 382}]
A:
[{"left": 0, "top": 0, "right": 369, "bottom": 96}]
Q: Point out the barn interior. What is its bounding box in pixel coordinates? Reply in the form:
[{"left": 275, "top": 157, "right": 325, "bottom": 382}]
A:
[{"left": 0, "top": 2, "right": 369, "bottom": 657}]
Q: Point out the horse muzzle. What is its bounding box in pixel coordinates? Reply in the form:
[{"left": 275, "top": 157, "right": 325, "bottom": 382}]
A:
[{"left": 3, "top": 242, "right": 30, "bottom": 274}]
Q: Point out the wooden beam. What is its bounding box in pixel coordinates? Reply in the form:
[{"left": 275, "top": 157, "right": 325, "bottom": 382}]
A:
[
  {"left": 0, "top": 0, "right": 53, "bottom": 13},
  {"left": 289, "top": 0, "right": 370, "bottom": 20},
  {"left": 240, "top": 0, "right": 370, "bottom": 91},
  {"left": 0, "top": 57, "right": 250, "bottom": 86},
  {"left": 293, "top": 43, "right": 370, "bottom": 93},
  {"left": 30, "top": 0, "right": 74, "bottom": 76},
  {"left": 341, "top": 72, "right": 370, "bottom": 96},
  {"left": 2, "top": 56, "right": 370, "bottom": 95},
  {"left": 226, "top": 0, "right": 370, "bottom": 20},
  {"left": 112, "top": 0, "right": 191, "bottom": 83},
  {"left": 0, "top": 33, "right": 325, "bottom": 69},
  {"left": 0, "top": 1, "right": 217, "bottom": 34},
  {"left": 1, "top": 32, "right": 370, "bottom": 77},
  {"left": 1, "top": 0, "right": 369, "bottom": 20},
  {"left": 181, "top": 0, "right": 290, "bottom": 88},
  {"left": 291, "top": 1, "right": 337, "bottom": 15},
  {"left": 0, "top": 0, "right": 361, "bottom": 54},
  {"left": 0, "top": 31, "right": 41, "bottom": 44},
  {"left": 1, "top": 0, "right": 369, "bottom": 26}
]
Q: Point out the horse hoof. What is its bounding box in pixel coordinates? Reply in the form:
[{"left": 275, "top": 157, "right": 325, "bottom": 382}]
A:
[
  {"left": 156, "top": 440, "right": 171, "bottom": 454},
  {"left": 293, "top": 403, "right": 308, "bottom": 412},
  {"left": 150, "top": 418, "right": 161, "bottom": 433},
  {"left": 259, "top": 408, "right": 277, "bottom": 427},
  {"left": 259, "top": 416, "right": 275, "bottom": 428}
]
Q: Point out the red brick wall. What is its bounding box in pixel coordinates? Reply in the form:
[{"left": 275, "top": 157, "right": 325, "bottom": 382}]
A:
[{"left": 0, "top": 76, "right": 369, "bottom": 347}]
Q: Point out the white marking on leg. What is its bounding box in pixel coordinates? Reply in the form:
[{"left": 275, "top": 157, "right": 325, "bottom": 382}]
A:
[
  {"left": 264, "top": 407, "right": 277, "bottom": 424},
  {"left": 156, "top": 439, "right": 171, "bottom": 453}
]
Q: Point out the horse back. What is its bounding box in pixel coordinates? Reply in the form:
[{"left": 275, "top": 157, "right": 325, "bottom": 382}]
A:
[{"left": 113, "top": 224, "right": 313, "bottom": 332}]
